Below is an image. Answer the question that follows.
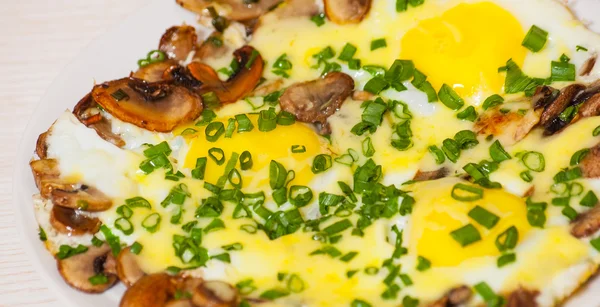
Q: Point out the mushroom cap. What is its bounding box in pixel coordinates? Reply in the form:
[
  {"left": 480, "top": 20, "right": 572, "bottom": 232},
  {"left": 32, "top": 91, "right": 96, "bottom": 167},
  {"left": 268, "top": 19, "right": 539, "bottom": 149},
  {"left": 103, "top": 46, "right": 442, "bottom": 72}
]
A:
[
  {"left": 133, "top": 60, "right": 179, "bottom": 83},
  {"left": 279, "top": 72, "right": 355, "bottom": 125},
  {"left": 116, "top": 247, "right": 146, "bottom": 287},
  {"left": 324, "top": 0, "right": 372, "bottom": 24},
  {"left": 194, "top": 32, "right": 229, "bottom": 62},
  {"left": 192, "top": 280, "right": 239, "bottom": 307},
  {"left": 120, "top": 273, "right": 177, "bottom": 307},
  {"left": 56, "top": 244, "right": 118, "bottom": 293},
  {"left": 175, "top": 0, "right": 282, "bottom": 21},
  {"left": 72, "top": 92, "right": 126, "bottom": 147},
  {"left": 50, "top": 205, "right": 101, "bottom": 235},
  {"left": 30, "top": 159, "right": 60, "bottom": 192},
  {"left": 92, "top": 77, "right": 203, "bottom": 132},
  {"left": 36, "top": 131, "right": 49, "bottom": 159},
  {"left": 159, "top": 25, "right": 198, "bottom": 62}
]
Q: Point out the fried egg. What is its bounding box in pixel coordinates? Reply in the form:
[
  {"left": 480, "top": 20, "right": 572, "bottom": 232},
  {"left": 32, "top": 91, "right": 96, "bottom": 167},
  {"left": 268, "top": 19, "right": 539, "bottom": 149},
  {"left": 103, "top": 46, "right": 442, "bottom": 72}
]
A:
[{"left": 32, "top": 0, "right": 600, "bottom": 306}]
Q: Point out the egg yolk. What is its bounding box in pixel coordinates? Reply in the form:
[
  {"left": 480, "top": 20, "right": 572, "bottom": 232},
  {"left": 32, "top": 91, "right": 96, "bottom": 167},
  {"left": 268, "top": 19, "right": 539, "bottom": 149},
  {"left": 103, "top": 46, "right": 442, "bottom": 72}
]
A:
[
  {"left": 401, "top": 2, "right": 527, "bottom": 99},
  {"left": 181, "top": 114, "right": 323, "bottom": 188},
  {"left": 409, "top": 178, "right": 531, "bottom": 267}
]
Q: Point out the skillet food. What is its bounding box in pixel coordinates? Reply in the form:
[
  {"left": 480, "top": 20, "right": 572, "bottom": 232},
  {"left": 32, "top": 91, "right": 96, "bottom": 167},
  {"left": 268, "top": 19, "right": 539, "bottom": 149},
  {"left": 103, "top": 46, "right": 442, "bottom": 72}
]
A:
[{"left": 29, "top": 0, "right": 600, "bottom": 306}]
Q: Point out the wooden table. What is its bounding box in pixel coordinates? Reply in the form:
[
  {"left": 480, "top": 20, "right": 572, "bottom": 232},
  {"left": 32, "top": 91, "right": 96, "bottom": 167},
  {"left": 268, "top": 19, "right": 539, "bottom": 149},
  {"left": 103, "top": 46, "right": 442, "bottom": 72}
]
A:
[{"left": 2, "top": 0, "right": 600, "bottom": 306}]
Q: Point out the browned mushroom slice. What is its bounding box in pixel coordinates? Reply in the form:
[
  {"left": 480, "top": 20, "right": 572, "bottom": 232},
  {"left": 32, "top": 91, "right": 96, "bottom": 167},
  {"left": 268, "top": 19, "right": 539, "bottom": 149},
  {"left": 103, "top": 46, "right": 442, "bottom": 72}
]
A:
[
  {"left": 324, "top": 0, "right": 372, "bottom": 24},
  {"left": 165, "top": 300, "right": 194, "bottom": 307},
  {"left": 251, "top": 79, "right": 284, "bottom": 97},
  {"left": 540, "top": 84, "right": 586, "bottom": 135},
  {"left": 30, "top": 159, "right": 60, "bottom": 191},
  {"left": 352, "top": 90, "right": 374, "bottom": 101},
  {"left": 92, "top": 77, "right": 203, "bottom": 132},
  {"left": 160, "top": 25, "right": 198, "bottom": 62},
  {"left": 72, "top": 93, "right": 126, "bottom": 147},
  {"left": 474, "top": 109, "right": 540, "bottom": 145},
  {"left": 505, "top": 287, "right": 539, "bottom": 307},
  {"left": 428, "top": 285, "right": 472, "bottom": 307},
  {"left": 57, "top": 244, "right": 118, "bottom": 293},
  {"left": 577, "top": 92, "right": 600, "bottom": 117},
  {"left": 36, "top": 131, "right": 49, "bottom": 159},
  {"left": 175, "top": 0, "right": 282, "bottom": 21},
  {"left": 272, "top": 0, "right": 320, "bottom": 18},
  {"left": 280, "top": 72, "right": 354, "bottom": 133},
  {"left": 194, "top": 32, "right": 229, "bottom": 61},
  {"left": 192, "top": 280, "right": 239, "bottom": 307},
  {"left": 571, "top": 205, "right": 600, "bottom": 238},
  {"left": 580, "top": 54, "right": 597, "bottom": 76},
  {"left": 117, "top": 247, "right": 146, "bottom": 287},
  {"left": 50, "top": 185, "right": 112, "bottom": 212},
  {"left": 132, "top": 60, "right": 179, "bottom": 82},
  {"left": 120, "top": 273, "right": 177, "bottom": 307},
  {"left": 413, "top": 168, "right": 449, "bottom": 182},
  {"left": 579, "top": 144, "right": 600, "bottom": 178},
  {"left": 50, "top": 205, "right": 101, "bottom": 235},
  {"left": 188, "top": 46, "right": 264, "bottom": 104}
]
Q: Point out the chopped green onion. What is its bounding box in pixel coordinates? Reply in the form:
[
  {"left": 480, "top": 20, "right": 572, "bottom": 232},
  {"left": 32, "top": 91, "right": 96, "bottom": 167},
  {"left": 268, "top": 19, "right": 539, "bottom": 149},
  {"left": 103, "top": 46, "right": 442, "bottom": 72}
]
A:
[
  {"left": 269, "top": 160, "right": 287, "bottom": 189},
  {"left": 110, "top": 89, "right": 129, "bottom": 101},
  {"left": 562, "top": 206, "right": 578, "bottom": 221},
  {"left": 570, "top": 149, "right": 590, "bottom": 166},
  {"left": 125, "top": 197, "right": 152, "bottom": 209},
  {"left": 235, "top": 114, "right": 254, "bottom": 133},
  {"left": 591, "top": 237, "right": 600, "bottom": 252},
  {"left": 438, "top": 84, "right": 465, "bottom": 110},
  {"left": 310, "top": 13, "right": 326, "bottom": 26},
  {"left": 216, "top": 152, "right": 239, "bottom": 188},
  {"left": 364, "top": 266, "right": 379, "bottom": 275},
  {"left": 402, "top": 296, "right": 419, "bottom": 307},
  {"left": 116, "top": 205, "right": 133, "bottom": 219},
  {"left": 348, "top": 59, "right": 361, "bottom": 70},
  {"left": 364, "top": 77, "right": 389, "bottom": 94},
  {"left": 495, "top": 225, "right": 518, "bottom": 252},
  {"left": 454, "top": 130, "right": 479, "bottom": 149},
  {"left": 526, "top": 198, "right": 547, "bottom": 228},
  {"left": 277, "top": 111, "right": 296, "bottom": 125},
  {"left": 291, "top": 145, "right": 306, "bottom": 153},
  {"left": 204, "top": 218, "right": 226, "bottom": 233},
  {"left": 362, "top": 137, "right": 375, "bottom": 157},
  {"left": 312, "top": 154, "right": 333, "bottom": 174},
  {"left": 396, "top": 0, "right": 408, "bottom": 11},
  {"left": 260, "top": 289, "right": 290, "bottom": 300},
  {"left": 489, "top": 140, "right": 511, "bottom": 162},
  {"left": 211, "top": 253, "right": 231, "bottom": 263},
  {"left": 205, "top": 122, "right": 225, "bottom": 142},
  {"left": 323, "top": 219, "right": 352, "bottom": 236},
  {"left": 240, "top": 224, "right": 257, "bottom": 234},
  {"left": 522, "top": 25, "right": 548, "bottom": 52},
  {"left": 351, "top": 299, "right": 372, "bottom": 307},
  {"left": 88, "top": 273, "right": 109, "bottom": 285},
  {"left": 143, "top": 141, "right": 172, "bottom": 158},
  {"left": 450, "top": 224, "right": 481, "bottom": 247},
  {"left": 428, "top": 145, "right": 445, "bottom": 164},
  {"left": 503, "top": 59, "right": 544, "bottom": 96},
  {"left": 340, "top": 251, "right": 358, "bottom": 262},
  {"left": 208, "top": 147, "right": 225, "bottom": 165},
  {"left": 482, "top": 94, "right": 504, "bottom": 110},
  {"left": 196, "top": 109, "right": 217, "bottom": 126},
  {"left": 451, "top": 183, "right": 483, "bottom": 201},
  {"left": 580, "top": 190, "right": 598, "bottom": 207},
  {"left": 201, "top": 92, "right": 221, "bottom": 109},
  {"left": 521, "top": 151, "right": 545, "bottom": 172},
  {"left": 551, "top": 196, "right": 570, "bottom": 207},
  {"left": 228, "top": 169, "right": 242, "bottom": 188},
  {"left": 551, "top": 60, "right": 576, "bottom": 82},
  {"left": 239, "top": 151, "right": 253, "bottom": 170},
  {"left": 553, "top": 167, "right": 582, "bottom": 183},
  {"left": 258, "top": 108, "right": 277, "bottom": 132},
  {"left": 56, "top": 244, "right": 88, "bottom": 259},
  {"left": 224, "top": 118, "right": 236, "bottom": 138},
  {"left": 38, "top": 226, "right": 47, "bottom": 241},
  {"left": 338, "top": 43, "right": 357, "bottom": 61},
  {"left": 576, "top": 45, "right": 589, "bottom": 52},
  {"left": 370, "top": 38, "right": 387, "bottom": 51},
  {"left": 288, "top": 185, "right": 313, "bottom": 207},
  {"left": 416, "top": 256, "right": 431, "bottom": 271},
  {"left": 142, "top": 213, "right": 161, "bottom": 233},
  {"left": 99, "top": 225, "right": 121, "bottom": 256},
  {"left": 191, "top": 157, "right": 207, "bottom": 180},
  {"left": 468, "top": 206, "right": 499, "bottom": 229},
  {"left": 442, "top": 138, "right": 461, "bottom": 163},
  {"left": 129, "top": 241, "right": 143, "bottom": 255},
  {"left": 456, "top": 106, "right": 477, "bottom": 122},
  {"left": 287, "top": 274, "right": 306, "bottom": 293},
  {"left": 520, "top": 170, "right": 533, "bottom": 182}
]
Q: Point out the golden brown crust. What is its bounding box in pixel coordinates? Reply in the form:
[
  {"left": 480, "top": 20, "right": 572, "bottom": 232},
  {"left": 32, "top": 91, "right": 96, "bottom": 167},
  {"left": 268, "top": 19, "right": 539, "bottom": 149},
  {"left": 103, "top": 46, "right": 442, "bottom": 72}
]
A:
[
  {"left": 50, "top": 185, "right": 112, "bottom": 212},
  {"left": 50, "top": 205, "right": 101, "bottom": 235},
  {"left": 56, "top": 244, "right": 118, "bottom": 293}
]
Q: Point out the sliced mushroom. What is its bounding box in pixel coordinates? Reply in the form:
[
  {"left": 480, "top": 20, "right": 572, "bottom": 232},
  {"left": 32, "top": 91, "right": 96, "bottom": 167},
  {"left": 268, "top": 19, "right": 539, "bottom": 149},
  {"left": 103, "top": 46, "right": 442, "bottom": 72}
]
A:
[
  {"left": 175, "top": 0, "right": 282, "bottom": 21},
  {"left": 251, "top": 79, "right": 284, "bottom": 97},
  {"left": 187, "top": 46, "right": 264, "bottom": 104},
  {"left": 132, "top": 60, "right": 179, "bottom": 82},
  {"left": 117, "top": 247, "right": 146, "bottom": 287},
  {"left": 580, "top": 54, "right": 597, "bottom": 76},
  {"left": 352, "top": 90, "right": 374, "bottom": 101},
  {"left": 36, "top": 131, "right": 49, "bottom": 159},
  {"left": 57, "top": 244, "right": 118, "bottom": 293},
  {"left": 428, "top": 285, "right": 472, "bottom": 307},
  {"left": 279, "top": 72, "right": 354, "bottom": 134},
  {"left": 413, "top": 168, "right": 449, "bottom": 182},
  {"left": 579, "top": 144, "right": 600, "bottom": 178},
  {"left": 577, "top": 92, "right": 600, "bottom": 117},
  {"left": 272, "top": 0, "right": 320, "bottom": 18},
  {"left": 120, "top": 273, "right": 176, "bottom": 307},
  {"left": 51, "top": 185, "right": 112, "bottom": 212},
  {"left": 540, "top": 84, "right": 586, "bottom": 135},
  {"left": 474, "top": 109, "right": 540, "bottom": 146},
  {"left": 160, "top": 25, "right": 198, "bottom": 62},
  {"left": 505, "top": 287, "right": 539, "bottom": 307},
  {"left": 192, "top": 280, "right": 239, "bottom": 307},
  {"left": 50, "top": 205, "right": 101, "bottom": 235},
  {"left": 194, "top": 32, "right": 229, "bottom": 61},
  {"left": 30, "top": 158, "right": 60, "bottom": 191},
  {"left": 571, "top": 204, "right": 600, "bottom": 238},
  {"left": 72, "top": 93, "right": 125, "bottom": 147},
  {"left": 91, "top": 77, "right": 203, "bottom": 132},
  {"left": 165, "top": 300, "right": 194, "bottom": 307},
  {"left": 324, "top": 0, "right": 372, "bottom": 24}
]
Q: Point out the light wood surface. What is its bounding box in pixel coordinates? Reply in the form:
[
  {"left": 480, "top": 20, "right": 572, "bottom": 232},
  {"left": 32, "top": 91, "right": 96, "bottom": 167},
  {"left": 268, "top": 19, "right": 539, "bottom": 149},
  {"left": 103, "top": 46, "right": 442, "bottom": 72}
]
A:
[
  {"left": 0, "top": 1, "right": 146, "bottom": 306},
  {"left": 2, "top": 1, "right": 600, "bottom": 307}
]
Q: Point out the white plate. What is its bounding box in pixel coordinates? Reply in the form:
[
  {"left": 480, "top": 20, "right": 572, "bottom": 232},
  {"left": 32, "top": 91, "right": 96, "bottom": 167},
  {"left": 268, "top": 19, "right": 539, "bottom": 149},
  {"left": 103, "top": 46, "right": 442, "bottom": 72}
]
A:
[{"left": 12, "top": 0, "right": 600, "bottom": 306}]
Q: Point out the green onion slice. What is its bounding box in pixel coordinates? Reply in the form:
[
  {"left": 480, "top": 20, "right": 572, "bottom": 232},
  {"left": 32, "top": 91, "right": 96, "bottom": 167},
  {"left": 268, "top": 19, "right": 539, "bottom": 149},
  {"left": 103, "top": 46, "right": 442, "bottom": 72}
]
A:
[
  {"left": 450, "top": 224, "right": 482, "bottom": 247},
  {"left": 522, "top": 25, "right": 548, "bottom": 52},
  {"left": 438, "top": 84, "right": 465, "bottom": 110},
  {"left": 288, "top": 185, "right": 313, "bottom": 207},
  {"left": 205, "top": 122, "right": 225, "bottom": 142},
  {"left": 239, "top": 151, "right": 253, "bottom": 170},
  {"left": 521, "top": 151, "right": 545, "bottom": 172},
  {"left": 208, "top": 148, "right": 225, "bottom": 165},
  {"left": 489, "top": 140, "right": 511, "bottom": 162}
]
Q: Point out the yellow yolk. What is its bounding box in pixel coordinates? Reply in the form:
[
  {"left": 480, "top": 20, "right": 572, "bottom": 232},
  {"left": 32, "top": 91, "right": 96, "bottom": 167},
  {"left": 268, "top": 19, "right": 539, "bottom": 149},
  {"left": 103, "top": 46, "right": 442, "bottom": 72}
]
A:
[
  {"left": 401, "top": 2, "right": 527, "bottom": 99},
  {"left": 180, "top": 115, "right": 324, "bottom": 188},
  {"left": 409, "top": 178, "right": 532, "bottom": 267}
]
